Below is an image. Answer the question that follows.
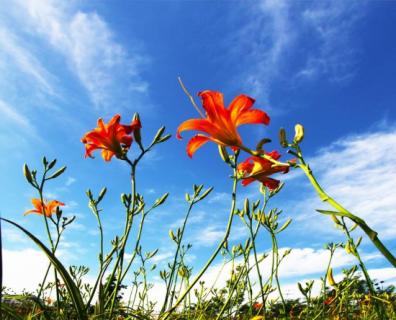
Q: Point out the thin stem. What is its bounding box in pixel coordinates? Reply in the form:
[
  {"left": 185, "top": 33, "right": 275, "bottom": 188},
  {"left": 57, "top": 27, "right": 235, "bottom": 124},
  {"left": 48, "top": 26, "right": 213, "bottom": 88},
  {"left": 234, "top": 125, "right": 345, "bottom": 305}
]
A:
[
  {"left": 248, "top": 217, "right": 265, "bottom": 307},
  {"left": 161, "top": 201, "right": 195, "bottom": 313},
  {"left": 271, "top": 232, "right": 286, "bottom": 315},
  {"left": 177, "top": 77, "right": 205, "bottom": 118},
  {"left": 161, "top": 162, "right": 239, "bottom": 319}
]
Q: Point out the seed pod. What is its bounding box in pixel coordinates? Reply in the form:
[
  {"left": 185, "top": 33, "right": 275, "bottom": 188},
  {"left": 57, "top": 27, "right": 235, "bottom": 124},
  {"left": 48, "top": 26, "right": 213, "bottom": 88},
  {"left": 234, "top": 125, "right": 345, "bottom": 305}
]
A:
[{"left": 293, "top": 124, "right": 304, "bottom": 143}]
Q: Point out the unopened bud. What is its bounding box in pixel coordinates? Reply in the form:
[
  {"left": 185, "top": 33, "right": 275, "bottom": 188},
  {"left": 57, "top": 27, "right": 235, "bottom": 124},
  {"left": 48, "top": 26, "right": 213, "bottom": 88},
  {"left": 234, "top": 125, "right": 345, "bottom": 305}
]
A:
[
  {"left": 279, "top": 128, "right": 288, "bottom": 148},
  {"left": 218, "top": 145, "right": 230, "bottom": 164},
  {"left": 169, "top": 230, "right": 177, "bottom": 242},
  {"left": 133, "top": 113, "right": 143, "bottom": 149},
  {"left": 327, "top": 268, "right": 337, "bottom": 287},
  {"left": 23, "top": 164, "right": 34, "bottom": 184},
  {"left": 293, "top": 124, "right": 304, "bottom": 143}
]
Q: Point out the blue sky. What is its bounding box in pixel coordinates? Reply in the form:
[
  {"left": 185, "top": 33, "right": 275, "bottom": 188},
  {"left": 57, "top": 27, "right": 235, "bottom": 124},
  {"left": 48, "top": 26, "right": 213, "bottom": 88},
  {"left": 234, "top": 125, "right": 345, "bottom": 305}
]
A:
[{"left": 1, "top": 0, "right": 396, "bottom": 298}]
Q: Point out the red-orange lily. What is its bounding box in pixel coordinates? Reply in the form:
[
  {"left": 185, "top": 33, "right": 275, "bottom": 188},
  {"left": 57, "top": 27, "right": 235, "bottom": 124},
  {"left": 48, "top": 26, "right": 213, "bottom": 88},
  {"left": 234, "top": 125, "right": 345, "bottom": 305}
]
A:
[
  {"left": 237, "top": 151, "right": 289, "bottom": 190},
  {"left": 24, "top": 198, "right": 65, "bottom": 217},
  {"left": 177, "top": 90, "right": 270, "bottom": 157},
  {"left": 81, "top": 114, "right": 141, "bottom": 162}
]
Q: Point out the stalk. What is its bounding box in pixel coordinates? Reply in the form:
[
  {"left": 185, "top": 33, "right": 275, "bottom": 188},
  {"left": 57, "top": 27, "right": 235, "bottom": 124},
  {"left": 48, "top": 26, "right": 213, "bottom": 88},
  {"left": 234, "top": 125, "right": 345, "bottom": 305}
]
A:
[
  {"left": 161, "top": 162, "right": 239, "bottom": 319},
  {"left": 294, "top": 145, "right": 396, "bottom": 267},
  {"left": 161, "top": 200, "right": 195, "bottom": 313}
]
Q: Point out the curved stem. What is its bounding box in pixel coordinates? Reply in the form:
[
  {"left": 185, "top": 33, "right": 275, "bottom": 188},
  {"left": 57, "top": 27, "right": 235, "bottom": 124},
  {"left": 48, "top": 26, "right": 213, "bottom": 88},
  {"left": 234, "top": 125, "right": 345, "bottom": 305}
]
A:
[{"left": 297, "top": 156, "right": 396, "bottom": 267}]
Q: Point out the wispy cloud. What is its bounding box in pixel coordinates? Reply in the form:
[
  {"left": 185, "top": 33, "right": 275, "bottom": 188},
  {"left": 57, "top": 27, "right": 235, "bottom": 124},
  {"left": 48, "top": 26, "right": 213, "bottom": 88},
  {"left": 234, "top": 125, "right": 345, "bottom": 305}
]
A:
[
  {"left": 229, "top": 1, "right": 365, "bottom": 103},
  {"left": 5, "top": 0, "right": 149, "bottom": 112},
  {"left": 0, "top": 28, "right": 56, "bottom": 96}
]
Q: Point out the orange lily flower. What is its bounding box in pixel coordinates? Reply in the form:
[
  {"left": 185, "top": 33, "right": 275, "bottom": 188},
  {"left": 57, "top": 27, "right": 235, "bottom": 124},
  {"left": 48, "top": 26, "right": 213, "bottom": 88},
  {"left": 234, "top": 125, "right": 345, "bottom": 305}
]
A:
[
  {"left": 24, "top": 198, "right": 65, "bottom": 217},
  {"left": 177, "top": 90, "right": 270, "bottom": 157},
  {"left": 81, "top": 114, "right": 141, "bottom": 162},
  {"left": 237, "top": 151, "right": 289, "bottom": 190}
]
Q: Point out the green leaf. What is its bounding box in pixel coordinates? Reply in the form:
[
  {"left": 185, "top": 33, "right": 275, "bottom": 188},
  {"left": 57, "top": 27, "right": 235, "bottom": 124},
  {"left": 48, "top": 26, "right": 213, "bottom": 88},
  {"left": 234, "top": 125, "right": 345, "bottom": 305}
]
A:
[
  {"left": 316, "top": 209, "right": 343, "bottom": 216},
  {"left": 1, "top": 218, "right": 88, "bottom": 320}
]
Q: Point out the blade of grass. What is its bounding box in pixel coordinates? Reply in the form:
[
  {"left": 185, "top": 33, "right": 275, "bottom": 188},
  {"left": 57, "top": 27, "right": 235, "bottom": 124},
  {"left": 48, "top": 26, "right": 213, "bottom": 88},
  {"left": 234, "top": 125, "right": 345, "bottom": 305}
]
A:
[{"left": 1, "top": 218, "right": 88, "bottom": 320}]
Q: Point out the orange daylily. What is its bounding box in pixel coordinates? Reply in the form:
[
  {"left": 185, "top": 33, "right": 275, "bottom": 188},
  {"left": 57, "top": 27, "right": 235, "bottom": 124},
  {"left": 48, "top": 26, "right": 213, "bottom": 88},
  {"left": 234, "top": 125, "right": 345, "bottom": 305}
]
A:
[
  {"left": 238, "top": 151, "right": 289, "bottom": 190},
  {"left": 177, "top": 90, "right": 270, "bottom": 157},
  {"left": 24, "top": 198, "right": 65, "bottom": 217},
  {"left": 81, "top": 114, "right": 141, "bottom": 162}
]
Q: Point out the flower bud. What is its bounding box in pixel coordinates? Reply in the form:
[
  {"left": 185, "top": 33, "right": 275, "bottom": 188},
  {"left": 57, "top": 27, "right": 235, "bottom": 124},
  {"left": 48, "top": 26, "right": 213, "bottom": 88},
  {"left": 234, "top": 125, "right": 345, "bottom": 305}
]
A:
[
  {"left": 169, "top": 229, "right": 177, "bottom": 243},
  {"left": 293, "top": 124, "right": 304, "bottom": 143},
  {"left": 133, "top": 113, "right": 143, "bottom": 149},
  {"left": 218, "top": 145, "right": 230, "bottom": 164},
  {"left": 279, "top": 128, "right": 288, "bottom": 148},
  {"left": 327, "top": 268, "right": 337, "bottom": 287},
  {"left": 23, "top": 164, "right": 34, "bottom": 185}
]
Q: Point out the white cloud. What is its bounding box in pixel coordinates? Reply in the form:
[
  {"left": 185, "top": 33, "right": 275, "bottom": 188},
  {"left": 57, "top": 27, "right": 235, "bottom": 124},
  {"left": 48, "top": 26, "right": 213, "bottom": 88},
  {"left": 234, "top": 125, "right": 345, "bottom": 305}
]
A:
[
  {"left": 0, "top": 28, "right": 56, "bottom": 96},
  {"left": 0, "top": 99, "right": 34, "bottom": 130},
  {"left": 0, "top": 99, "right": 42, "bottom": 146},
  {"left": 65, "top": 177, "right": 76, "bottom": 186},
  {"left": 3, "top": 248, "right": 51, "bottom": 293},
  {"left": 290, "top": 127, "right": 396, "bottom": 240},
  {"left": 8, "top": 0, "right": 149, "bottom": 111}
]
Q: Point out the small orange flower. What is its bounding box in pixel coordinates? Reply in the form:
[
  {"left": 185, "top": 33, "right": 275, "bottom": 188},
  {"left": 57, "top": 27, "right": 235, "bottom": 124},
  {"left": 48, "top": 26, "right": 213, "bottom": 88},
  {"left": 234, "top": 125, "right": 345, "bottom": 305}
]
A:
[
  {"left": 81, "top": 114, "right": 141, "bottom": 162},
  {"left": 177, "top": 90, "right": 270, "bottom": 157},
  {"left": 253, "top": 302, "right": 263, "bottom": 310},
  {"left": 324, "top": 296, "right": 335, "bottom": 305},
  {"left": 238, "top": 151, "right": 289, "bottom": 190},
  {"left": 24, "top": 198, "right": 65, "bottom": 217}
]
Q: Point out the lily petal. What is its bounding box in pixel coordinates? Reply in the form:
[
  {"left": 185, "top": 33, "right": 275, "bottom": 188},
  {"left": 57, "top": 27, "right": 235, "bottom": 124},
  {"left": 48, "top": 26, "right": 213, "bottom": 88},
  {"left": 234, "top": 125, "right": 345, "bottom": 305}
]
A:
[
  {"left": 186, "top": 135, "right": 211, "bottom": 158},
  {"left": 236, "top": 109, "right": 270, "bottom": 127}
]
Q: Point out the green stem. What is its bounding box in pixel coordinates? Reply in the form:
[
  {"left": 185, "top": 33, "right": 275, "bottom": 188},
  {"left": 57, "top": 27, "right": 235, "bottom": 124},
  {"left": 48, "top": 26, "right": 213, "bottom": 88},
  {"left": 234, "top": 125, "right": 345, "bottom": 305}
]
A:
[
  {"left": 271, "top": 232, "right": 286, "bottom": 315},
  {"left": 161, "top": 201, "right": 195, "bottom": 313},
  {"left": 248, "top": 218, "right": 265, "bottom": 307},
  {"left": 161, "top": 166, "right": 239, "bottom": 319},
  {"left": 298, "top": 161, "right": 396, "bottom": 268}
]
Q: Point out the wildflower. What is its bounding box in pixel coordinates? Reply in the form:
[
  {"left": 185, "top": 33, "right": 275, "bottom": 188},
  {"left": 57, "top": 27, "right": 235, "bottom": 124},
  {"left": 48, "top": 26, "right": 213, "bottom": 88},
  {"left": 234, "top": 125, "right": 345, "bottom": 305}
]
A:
[
  {"left": 251, "top": 316, "right": 264, "bottom": 320},
  {"left": 237, "top": 151, "right": 289, "bottom": 190},
  {"left": 81, "top": 114, "right": 141, "bottom": 162},
  {"left": 177, "top": 90, "right": 270, "bottom": 157},
  {"left": 24, "top": 198, "right": 65, "bottom": 217},
  {"left": 324, "top": 296, "right": 335, "bottom": 305},
  {"left": 253, "top": 302, "right": 263, "bottom": 310}
]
